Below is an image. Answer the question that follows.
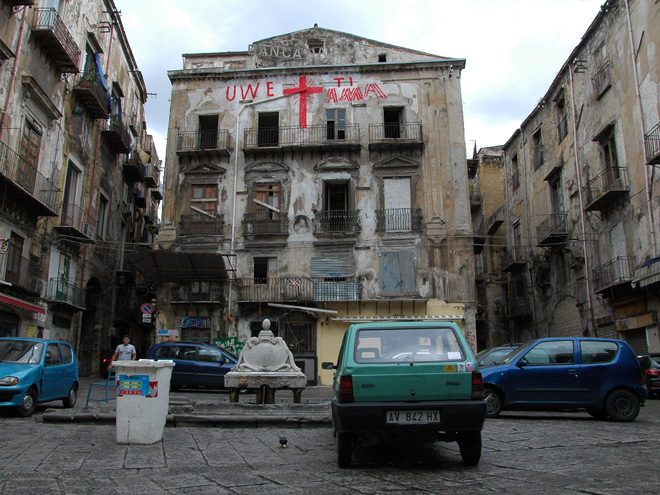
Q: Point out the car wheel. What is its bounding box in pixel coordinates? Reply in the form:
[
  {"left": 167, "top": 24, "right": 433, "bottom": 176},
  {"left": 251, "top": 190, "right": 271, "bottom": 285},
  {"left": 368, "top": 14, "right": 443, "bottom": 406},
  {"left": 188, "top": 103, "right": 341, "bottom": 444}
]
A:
[
  {"left": 457, "top": 431, "right": 482, "bottom": 466},
  {"left": 337, "top": 432, "right": 353, "bottom": 468},
  {"left": 484, "top": 387, "right": 503, "bottom": 418},
  {"left": 605, "top": 390, "right": 640, "bottom": 422},
  {"left": 17, "top": 389, "right": 38, "bottom": 417},
  {"left": 586, "top": 407, "right": 607, "bottom": 420},
  {"left": 62, "top": 384, "right": 78, "bottom": 408}
]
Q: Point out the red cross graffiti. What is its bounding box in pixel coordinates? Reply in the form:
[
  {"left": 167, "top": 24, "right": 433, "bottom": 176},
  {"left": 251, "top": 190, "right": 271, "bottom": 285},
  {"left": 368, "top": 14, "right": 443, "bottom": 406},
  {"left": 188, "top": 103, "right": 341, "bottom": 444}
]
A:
[{"left": 283, "top": 76, "right": 323, "bottom": 128}]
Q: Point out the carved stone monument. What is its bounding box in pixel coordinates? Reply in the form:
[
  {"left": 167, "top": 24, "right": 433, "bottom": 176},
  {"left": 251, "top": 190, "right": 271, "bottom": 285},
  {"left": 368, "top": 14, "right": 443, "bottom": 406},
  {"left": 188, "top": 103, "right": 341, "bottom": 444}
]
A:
[{"left": 224, "top": 319, "right": 307, "bottom": 403}]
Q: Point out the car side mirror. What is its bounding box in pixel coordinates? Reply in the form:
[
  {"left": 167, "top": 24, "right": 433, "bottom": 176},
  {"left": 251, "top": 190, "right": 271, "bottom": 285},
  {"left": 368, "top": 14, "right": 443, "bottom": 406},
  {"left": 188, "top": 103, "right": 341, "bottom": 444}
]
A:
[
  {"left": 321, "top": 362, "right": 336, "bottom": 370},
  {"left": 516, "top": 359, "right": 528, "bottom": 368}
]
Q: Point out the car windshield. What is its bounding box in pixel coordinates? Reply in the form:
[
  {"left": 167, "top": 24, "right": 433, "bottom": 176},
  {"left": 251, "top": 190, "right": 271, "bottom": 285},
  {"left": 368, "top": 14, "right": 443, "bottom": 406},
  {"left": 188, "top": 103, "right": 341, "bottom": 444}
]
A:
[
  {"left": 498, "top": 341, "right": 534, "bottom": 365},
  {"left": 0, "top": 340, "right": 45, "bottom": 364},
  {"left": 355, "top": 327, "right": 465, "bottom": 363},
  {"left": 479, "top": 348, "right": 516, "bottom": 366}
]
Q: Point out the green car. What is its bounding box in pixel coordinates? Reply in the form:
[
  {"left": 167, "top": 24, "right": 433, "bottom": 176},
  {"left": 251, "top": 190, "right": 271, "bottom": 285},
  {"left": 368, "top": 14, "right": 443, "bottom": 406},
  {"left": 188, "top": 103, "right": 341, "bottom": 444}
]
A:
[{"left": 323, "top": 321, "right": 486, "bottom": 468}]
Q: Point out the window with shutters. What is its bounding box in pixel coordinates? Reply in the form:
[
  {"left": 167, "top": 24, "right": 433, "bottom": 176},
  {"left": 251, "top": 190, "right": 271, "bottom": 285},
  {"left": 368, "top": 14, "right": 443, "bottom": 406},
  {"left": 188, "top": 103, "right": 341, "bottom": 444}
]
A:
[
  {"left": 18, "top": 120, "right": 42, "bottom": 190},
  {"left": 379, "top": 251, "right": 415, "bottom": 295},
  {"left": 191, "top": 184, "right": 217, "bottom": 214}
]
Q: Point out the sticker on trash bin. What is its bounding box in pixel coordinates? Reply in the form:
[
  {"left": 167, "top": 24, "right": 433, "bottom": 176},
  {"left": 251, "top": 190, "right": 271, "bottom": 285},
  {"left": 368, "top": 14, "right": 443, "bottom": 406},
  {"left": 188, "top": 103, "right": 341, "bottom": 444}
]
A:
[{"left": 117, "top": 374, "right": 158, "bottom": 398}]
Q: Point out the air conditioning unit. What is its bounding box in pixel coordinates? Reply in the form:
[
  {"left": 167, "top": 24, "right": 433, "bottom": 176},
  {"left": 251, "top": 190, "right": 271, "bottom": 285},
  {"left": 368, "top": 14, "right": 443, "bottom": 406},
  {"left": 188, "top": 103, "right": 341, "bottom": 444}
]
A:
[{"left": 81, "top": 223, "right": 95, "bottom": 238}]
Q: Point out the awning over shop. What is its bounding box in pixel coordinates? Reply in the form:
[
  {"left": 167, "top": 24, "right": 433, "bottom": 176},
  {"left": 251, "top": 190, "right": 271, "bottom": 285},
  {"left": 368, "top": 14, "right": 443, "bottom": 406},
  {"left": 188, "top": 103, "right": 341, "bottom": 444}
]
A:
[
  {"left": 0, "top": 293, "right": 46, "bottom": 314},
  {"left": 124, "top": 246, "right": 233, "bottom": 281},
  {"left": 632, "top": 256, "right": 660, "bottom": 288}
]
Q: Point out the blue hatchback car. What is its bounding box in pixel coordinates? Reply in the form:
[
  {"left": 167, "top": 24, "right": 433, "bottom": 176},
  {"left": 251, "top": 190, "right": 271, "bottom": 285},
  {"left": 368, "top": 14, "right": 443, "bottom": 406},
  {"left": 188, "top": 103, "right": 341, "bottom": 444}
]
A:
[
  {"left": 146, "top": 341, "right": 238, "bottom": 390},
  {"left": 482, "top": 337, "right": 647, "bottom": 421},
  {"left": 0, "top": 337, "right": 80, "bottom": 417}
]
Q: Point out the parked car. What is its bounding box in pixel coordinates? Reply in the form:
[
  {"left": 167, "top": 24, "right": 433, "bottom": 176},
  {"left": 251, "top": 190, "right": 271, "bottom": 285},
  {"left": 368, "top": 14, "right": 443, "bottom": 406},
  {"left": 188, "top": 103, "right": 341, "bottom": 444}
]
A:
[
  {"left": 0, "top": 337, "right": 79, "bottom": 417},
  {"left": 482, "top": 337, "right": 647, "bottom": 421},
  {"left": 637, "top": 353, "right": 660, "bottom": 398},
  {"left": 146, "top": 341, "right": 238, "bottom": 390},
  {"left": 476, "top": 343, "right": 522, "bottom": 368},
  {"left": 322, "top": 321, "right": 487, "bottom": 468}
]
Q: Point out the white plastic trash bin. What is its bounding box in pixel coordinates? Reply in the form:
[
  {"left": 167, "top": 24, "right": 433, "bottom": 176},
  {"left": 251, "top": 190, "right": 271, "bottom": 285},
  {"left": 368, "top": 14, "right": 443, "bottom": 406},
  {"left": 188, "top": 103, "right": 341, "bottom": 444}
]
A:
[{"left": 113, "top": 359, "right": 175, "bottom": 444}]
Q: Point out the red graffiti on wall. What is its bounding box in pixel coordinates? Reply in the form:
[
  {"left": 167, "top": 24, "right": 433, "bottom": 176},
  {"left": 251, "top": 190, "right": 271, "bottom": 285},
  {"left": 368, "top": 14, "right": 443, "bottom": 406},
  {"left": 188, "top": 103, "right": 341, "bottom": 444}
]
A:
[{"left": 282, "top": 76, "right": 323, "bottom": 128}]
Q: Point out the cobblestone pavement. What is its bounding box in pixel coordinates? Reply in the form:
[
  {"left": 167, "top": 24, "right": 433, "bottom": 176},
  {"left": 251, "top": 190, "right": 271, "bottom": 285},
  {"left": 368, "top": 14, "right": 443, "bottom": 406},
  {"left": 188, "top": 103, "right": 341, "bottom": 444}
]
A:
[{"left": 0, "top": 390, "right": 658, "bottom": 494}]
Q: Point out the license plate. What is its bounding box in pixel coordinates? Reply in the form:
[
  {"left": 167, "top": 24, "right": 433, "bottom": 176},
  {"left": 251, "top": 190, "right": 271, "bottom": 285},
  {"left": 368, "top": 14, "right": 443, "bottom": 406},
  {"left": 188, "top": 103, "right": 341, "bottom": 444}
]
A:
[{"left": 386, "top": 410, "right": 440, "bottom": 424}]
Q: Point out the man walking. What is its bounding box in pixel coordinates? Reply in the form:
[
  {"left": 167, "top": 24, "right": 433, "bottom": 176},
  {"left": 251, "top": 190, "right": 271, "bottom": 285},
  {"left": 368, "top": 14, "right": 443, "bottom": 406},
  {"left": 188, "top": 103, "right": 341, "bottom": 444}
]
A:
[{"left": 109, "top": 335, "right": 137, "bottom": 369}]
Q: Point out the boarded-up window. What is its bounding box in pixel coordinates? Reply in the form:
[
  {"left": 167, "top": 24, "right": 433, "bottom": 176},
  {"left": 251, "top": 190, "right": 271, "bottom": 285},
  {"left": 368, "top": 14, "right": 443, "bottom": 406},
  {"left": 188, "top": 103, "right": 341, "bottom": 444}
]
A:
[
  {"left": 379, "top": 251, "right": 415, "bottom": 295},
  {"left": 253, "top": 183, "right": 280, "bottom": 218},
  {"left": 311, "top": 257, "right": 357, "bottom": 301},
  {"left": 191, "top": 184, "right": 217, "bottom": 214}
]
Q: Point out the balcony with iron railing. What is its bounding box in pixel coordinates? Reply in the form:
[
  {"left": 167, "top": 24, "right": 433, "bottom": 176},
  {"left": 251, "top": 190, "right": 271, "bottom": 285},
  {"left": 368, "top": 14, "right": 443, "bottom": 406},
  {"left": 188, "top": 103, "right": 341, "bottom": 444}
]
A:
[
  {"left": 179, "top": 213, "right": 224, "bottom": 236},
  {"left": 46, "top": 277, "right": 85, "bottom": 309},
  {"left": 30, "top": 8, "right": 80, "bottom": 73},
  {"left": 101, "top": 114, "right": 131, "bottom": 154},
  {"left": 502, "top": 245, "right": 527, "bottom": 272},
  {"left": 237, "top": 276, "right": 359, "bottom": 303},
  {"left": 123, "top": 149, "right": 145, "bottom": 184},
  {"left": 486, "top": 204, "right": 506, "bottom": 235},
  {"left": 507, "top": 292, "right": 531, "bottom": 319},
  {"left": 177, "top": 129, "right": 231, "bottom": 158},
  {"left": 134, "top": 184, "right": 146, "bottom": 208},
  {"left": 584, "top": 166, "right": 629, "bottom": 212},
  {"left": 150, "top": 184, "right": 163, "bottom": 201},
  {"left": 71, "top": 71, "right": 109, "bottom": 120},
  {"left": 592, "top": 256, "right": 635, "bottom": 293},
  {"left": 368, "top": 122, "right": 423, "bottom": 149},
  {"left": 537, "top": 213, "right": 569, "bottom": 246},
  {"left": 242, "top": 211, "right": 289, "bottom": 236},
  {"left": 645, "top": 122, "right": 660, "bottom": 165},
  {"left": 375, "top": 208, "right": 422, "bottom": 233},
  {"left": 243, "top": 124, "right": 361, "bottom": 153},
  {"left": 3, "top": 253, "right": 43, "bottom": 296},
  {"left": 54, "top": 203, "right": 96, "bottom": 244},
  {"left": 0, "top": 140, "right": 58, "bottom": 216},
  {"left": 314, "top": 209, "right": 360, "bottom": 234},
  {"left": 592, "top": 62, "right": 612, "bottom": 98},
  {"left": 144, "top": 163, "right": 160, "bottom": 188}
]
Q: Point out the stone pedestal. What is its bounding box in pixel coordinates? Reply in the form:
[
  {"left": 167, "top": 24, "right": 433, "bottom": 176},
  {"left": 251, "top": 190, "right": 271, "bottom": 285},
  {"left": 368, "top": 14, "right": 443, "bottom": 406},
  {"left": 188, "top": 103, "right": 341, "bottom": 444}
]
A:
[{"left": 224, "top": 319, "right": 307, "bottom": 403}]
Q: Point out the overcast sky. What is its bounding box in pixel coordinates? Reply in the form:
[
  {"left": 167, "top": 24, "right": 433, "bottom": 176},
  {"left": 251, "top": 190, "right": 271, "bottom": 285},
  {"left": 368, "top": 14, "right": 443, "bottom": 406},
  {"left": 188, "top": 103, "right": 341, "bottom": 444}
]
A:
[{"left": 113, "top": 0, "right": 604, "bottom": 160}]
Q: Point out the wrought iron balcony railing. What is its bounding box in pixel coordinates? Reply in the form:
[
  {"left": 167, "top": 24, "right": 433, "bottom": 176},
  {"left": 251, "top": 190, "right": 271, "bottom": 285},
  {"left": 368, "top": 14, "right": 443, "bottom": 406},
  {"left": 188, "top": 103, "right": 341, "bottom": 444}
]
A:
[
  {"left": 537, "top": 213, "right": 569, "bottom": 246},
  {"left": 101, "top": 115, "right": 131, "bottom": 154},
  {"left": 503, "top": 245, "right": 527, "bottom": 272},
  {"left": 144, "top": 163, "right": 160, "bottom": 188},
  {"left": 31, "top": 8, "right": 80, "bottom": 73},
  {"left": 123, "top": 151, "right": 145, "bottom": 183},
  {"left": 242, "top": 211, "right": 289, "bottom": 235},
  {"left": 177, "top": 129, "right": 231, "bottom": 157},
  {"left": 314, "top": 209, "right": 360, "bottom": 234},
  {"left": 375, "top": 208, "right": 422, "bottom": 232},
  {"left": 46, "top": 277, "right": 85, "bottom": 309},
  {"left": 3, "top": 253, "right": 43, "bottom": 295},
  {"left": 645, "top": 122, "right": 660, "bottom": 165},
  {"left": 179, "top": 213, "right": 224, "bottom": 236},
  {"left": 593, "top": 256, "right": 635, "bottom": 293},
  {"left": 0, "top": 140, "right": 58, "bottom": 216},
  {"left": 243, "top": 124, "right": 360, "bottom": 149},
  {"left": 237, "top": 276, "right": 358, "bottom": 302},
  {"left": 584, "top": 166, "right": 629, "bottom": 211},
  {"left": 368, "top": 123, "right": 423, "bottom": 147},
  {"left": 56, "top": 203, "right": 96, "bottom": 243},
  {"left": 72, "top": 71, "right": 109, "bottom": 119}
]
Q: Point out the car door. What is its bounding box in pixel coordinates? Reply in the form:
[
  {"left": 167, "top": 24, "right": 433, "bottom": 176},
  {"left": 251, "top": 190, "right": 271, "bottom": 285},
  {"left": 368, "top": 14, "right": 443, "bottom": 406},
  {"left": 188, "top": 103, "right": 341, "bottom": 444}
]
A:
[
  {"left": 196, "top": 346, "right": 235, "bottom": 388},
  {"left": 41, "top": 343, "right": 67, "bottom": 399},
  {"left": 506, "top": 340, "right": 583, "bottom": 404},
  {"left": 167, "top": 344, "right": 198, "bottom": 387}
]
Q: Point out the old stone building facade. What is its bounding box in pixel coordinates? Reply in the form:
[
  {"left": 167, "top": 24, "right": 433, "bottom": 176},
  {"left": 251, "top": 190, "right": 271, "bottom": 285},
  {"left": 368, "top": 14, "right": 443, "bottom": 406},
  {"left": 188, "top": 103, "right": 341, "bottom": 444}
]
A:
[
  {"left": 154, "top": 27, "right": 475, "bottom": 385},
  {"left": 0, "top": 0, "right": 160, "bottom": 375},
  {"left": 474, "top": 0, "right": 660, "bottom": 354}
]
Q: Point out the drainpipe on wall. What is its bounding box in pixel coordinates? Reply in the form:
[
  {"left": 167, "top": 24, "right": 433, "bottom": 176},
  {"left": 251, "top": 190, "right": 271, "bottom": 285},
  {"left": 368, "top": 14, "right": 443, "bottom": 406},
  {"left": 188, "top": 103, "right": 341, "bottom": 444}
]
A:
[
  {"left": 624, "top": 0, "right": 657, "bottom": 258},
  {"left": 569, "top": 64, "right": 597, "bottom": 337}
]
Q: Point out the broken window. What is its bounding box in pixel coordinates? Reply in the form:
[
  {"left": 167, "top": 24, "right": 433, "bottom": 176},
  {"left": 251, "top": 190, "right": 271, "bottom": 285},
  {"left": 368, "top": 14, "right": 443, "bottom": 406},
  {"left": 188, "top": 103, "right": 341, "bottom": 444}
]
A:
[
  {"left": 198, "top": 115, "right": 218, "bottom": 149},
  {"left": 532, "top": 128, "right": 543, "bottom": 169},
  {"left": 384, "top": 107, "right": 402, "bottom": 139},
  {"left": 258, "top": 112, "right": 279, "bottom": 146},
  {"left": 18, "top": 119, "right": 41, "bottom": 190},
  {"left": 592, "top": 42, "right": 611, "bottom": 97},
  {"left": 253, "top": 183, "right": 281, "bottom": 217},
  {"left": 191, "top": 184, "right": 217, "bottom": 215},
  {"left": 511, "top": 153, "right": 520, "bottom": 191},
  {"left": 323, "top": 181, "right": 349, "bottom": 232},
  {"left": 307, "top": 38, "right": 324, "bottom": 54},
  {"left": 378, "top": 53, "right": 387, "bottom": 63},
  {"left": 556, "top": 95, "right": 568, "bottom": 142},
  {"left": 549, "top": 173, "right": 564, "bottom": 216},
  {"left": 326, "top": 108, "right": 346, "bottom": 140}
]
